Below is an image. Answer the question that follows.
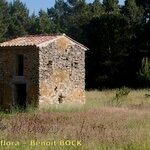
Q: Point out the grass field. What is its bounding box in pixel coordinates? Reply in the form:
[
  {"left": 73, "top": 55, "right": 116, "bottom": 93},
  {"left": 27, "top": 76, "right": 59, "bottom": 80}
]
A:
[{"left": 0, "top": 89, "right": 150, "bottom": 150}]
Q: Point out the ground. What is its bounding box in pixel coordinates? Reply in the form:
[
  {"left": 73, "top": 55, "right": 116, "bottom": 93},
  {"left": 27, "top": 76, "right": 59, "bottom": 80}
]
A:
[{"left": 0, "top": 89, "right": 150, "bottom": 150}]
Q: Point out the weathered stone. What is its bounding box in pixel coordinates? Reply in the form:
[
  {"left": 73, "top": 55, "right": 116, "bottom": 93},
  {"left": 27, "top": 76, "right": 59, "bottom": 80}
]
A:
[{"left": 0, "top": 35, "right": 87, "bottom": 109}]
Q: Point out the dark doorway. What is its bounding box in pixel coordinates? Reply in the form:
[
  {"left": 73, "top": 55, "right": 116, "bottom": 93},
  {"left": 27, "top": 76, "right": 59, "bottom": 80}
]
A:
[{"left": 15, "top": 84, "right": 26, "bottom": 109}]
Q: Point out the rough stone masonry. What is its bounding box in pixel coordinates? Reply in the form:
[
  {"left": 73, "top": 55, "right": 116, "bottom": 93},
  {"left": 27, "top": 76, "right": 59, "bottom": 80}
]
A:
[{"left": 0, "top": 34, "right": 88, "bottom": 109}]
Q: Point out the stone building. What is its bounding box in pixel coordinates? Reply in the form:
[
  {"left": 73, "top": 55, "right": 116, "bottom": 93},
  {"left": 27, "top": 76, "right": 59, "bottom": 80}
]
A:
[{"left": 0, "top": 34, "right": 88, "bottom": 109}]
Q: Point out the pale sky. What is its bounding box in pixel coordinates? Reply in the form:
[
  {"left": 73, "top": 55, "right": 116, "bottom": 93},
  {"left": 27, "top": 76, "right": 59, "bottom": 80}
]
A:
[{"left": 7, "top": 0, "right": 125, "bottom": 15}]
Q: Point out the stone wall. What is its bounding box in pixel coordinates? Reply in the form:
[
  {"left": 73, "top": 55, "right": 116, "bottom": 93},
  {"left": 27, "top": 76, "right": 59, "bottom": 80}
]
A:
[
  {"left": 0, "top": 46, "right": 39, "bottom": 109},
  {"left": 39, "top": 36, "right": 86, "bottom": 107},
  {"left": 0, "top": 36, "right": 86, "bottom": 109}
]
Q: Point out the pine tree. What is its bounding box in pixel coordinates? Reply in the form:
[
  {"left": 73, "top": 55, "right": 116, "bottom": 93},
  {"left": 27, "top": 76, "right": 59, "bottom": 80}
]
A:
[
  {"left": 138, "top": 57, "right": 150, "bottom": 86},
  {"left": 103, "top": 0, "right": 120, "bottom": 14},
  {"left": 136, "top": 0, "right": 150, "bottom": 22},
  {"left": 67, "top": 0, "right": 91, "bottom": 26},
  {"left": 123, "top": 0, "right": 144, "bottom": 25},
  {"left": 91, "top": 0, "right": 104, "bottom": 18},
  {"left": 0, "top": 0, "right": 10, "bottom": 42},
  {"left": 67, "top": 0, "right": 85, "bottom": 7},
  {"left": 28, "top": 13, "right": 38, "bottom": 35},
  {"left": 65, "top": 0, "right": 91, "bottom": 41},
  {"left": 7, "top": 0, "right": 30, "bottom": 37},
  {"left": 48, "top": 0, "right": 68, "bottom": 32},
  {"left": 84, "top": 15, "right": 130, "bottom": 88},
  {"left": 37, "top": 10, "right": 56, "bottom": 34}
]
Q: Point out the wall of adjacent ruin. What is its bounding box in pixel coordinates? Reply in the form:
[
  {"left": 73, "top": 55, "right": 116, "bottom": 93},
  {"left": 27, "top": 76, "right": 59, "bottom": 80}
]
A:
[
  {"left": 0, "top": 47, "right": 39, "bottom": 109},
  {"left": 39, "top": 37, "right": 86, "bottom": 107}
]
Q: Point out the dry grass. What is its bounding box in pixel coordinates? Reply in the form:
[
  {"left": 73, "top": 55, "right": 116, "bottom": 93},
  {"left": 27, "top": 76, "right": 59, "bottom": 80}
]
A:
[
  {"left": 0, "top": 89, "right": 150, "bottom": 150},
  {"left": 86, "top": 89, "right": 150, "bottom": 109}
]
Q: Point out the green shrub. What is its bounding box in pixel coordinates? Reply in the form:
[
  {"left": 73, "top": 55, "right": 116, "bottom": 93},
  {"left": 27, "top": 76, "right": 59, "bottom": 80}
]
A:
[
  {"left": 137, "top": 57, "right": 150, "bottom": 87},
  {"left": 111, "top": 87, "right": 130, "bottom": 105}
]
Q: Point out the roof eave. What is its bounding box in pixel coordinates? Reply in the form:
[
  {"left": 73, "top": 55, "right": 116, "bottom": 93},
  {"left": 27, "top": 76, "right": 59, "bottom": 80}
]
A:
[{"left": 0, "top": 45, "right": 37, "bottom": 49}]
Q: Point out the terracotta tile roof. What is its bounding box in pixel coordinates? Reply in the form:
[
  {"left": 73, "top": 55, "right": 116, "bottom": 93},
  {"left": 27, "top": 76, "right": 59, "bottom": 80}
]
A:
[
  {"left": 0, "top": 35, "right": 59, "bottom": 47},
  {"left": 0, "top": 34, "right": 88, "bottom": 50}
]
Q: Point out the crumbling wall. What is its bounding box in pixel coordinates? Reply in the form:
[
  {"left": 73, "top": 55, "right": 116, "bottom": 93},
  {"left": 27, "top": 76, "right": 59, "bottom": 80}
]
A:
[
  {"left": 0, "top": 47, "right": 39, "bottom": 109},
  {"left": 39, "top": 36, "right": 86, "bottom": 107}
]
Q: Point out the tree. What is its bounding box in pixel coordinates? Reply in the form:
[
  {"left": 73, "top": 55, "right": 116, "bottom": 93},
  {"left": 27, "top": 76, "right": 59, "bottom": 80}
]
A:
[
  {"left": 7, "top": 0, "right": 30, "bottom": 37},
  {"left": 65, "top": 0, "right": 91, "bottom": 41},
  {"left": 123, "top": 0, "right": 144, "bottom": 25},
  {"left": 36, "top": 10, "right": 56, "bottom": 34},
  {"left": 48, "top": 0, "right": 69, "bottom": 32},
  {"left": 91, "top": 0, "right": 104, "bottom": 18},
  {"left": 0, "top": 0, "right": 10, "bottom": 42},
  {"left": 132, "top": 20, "right": 150, "bottom": 55},
  {"left": 136, "top": 0, "right": 150, "bottom": 22},
  {"left": 28, "top": 13, "right": 38, "bottom": 35},
  {"left": 103, "top": 0, "right": 120, "bottom": 14},
  {"left": 137, "top": 57, "right": 150, "bottom": 86},
  {"left": 84, "top": 15, "right": 130, "bottom": 88},
  {"left": 67, "top": 0, "right": 85, "bottom": 7}
]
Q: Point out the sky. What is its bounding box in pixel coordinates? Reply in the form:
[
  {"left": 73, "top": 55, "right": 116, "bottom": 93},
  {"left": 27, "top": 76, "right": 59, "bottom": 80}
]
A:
[{"left": 7, "top": 0, "right": 125, "bottom": 15}]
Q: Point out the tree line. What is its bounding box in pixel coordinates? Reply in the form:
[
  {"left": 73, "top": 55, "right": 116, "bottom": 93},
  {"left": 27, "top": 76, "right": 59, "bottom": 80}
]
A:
[{"left": 0, "top": 0, "right": 149, "bottom": 89}]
